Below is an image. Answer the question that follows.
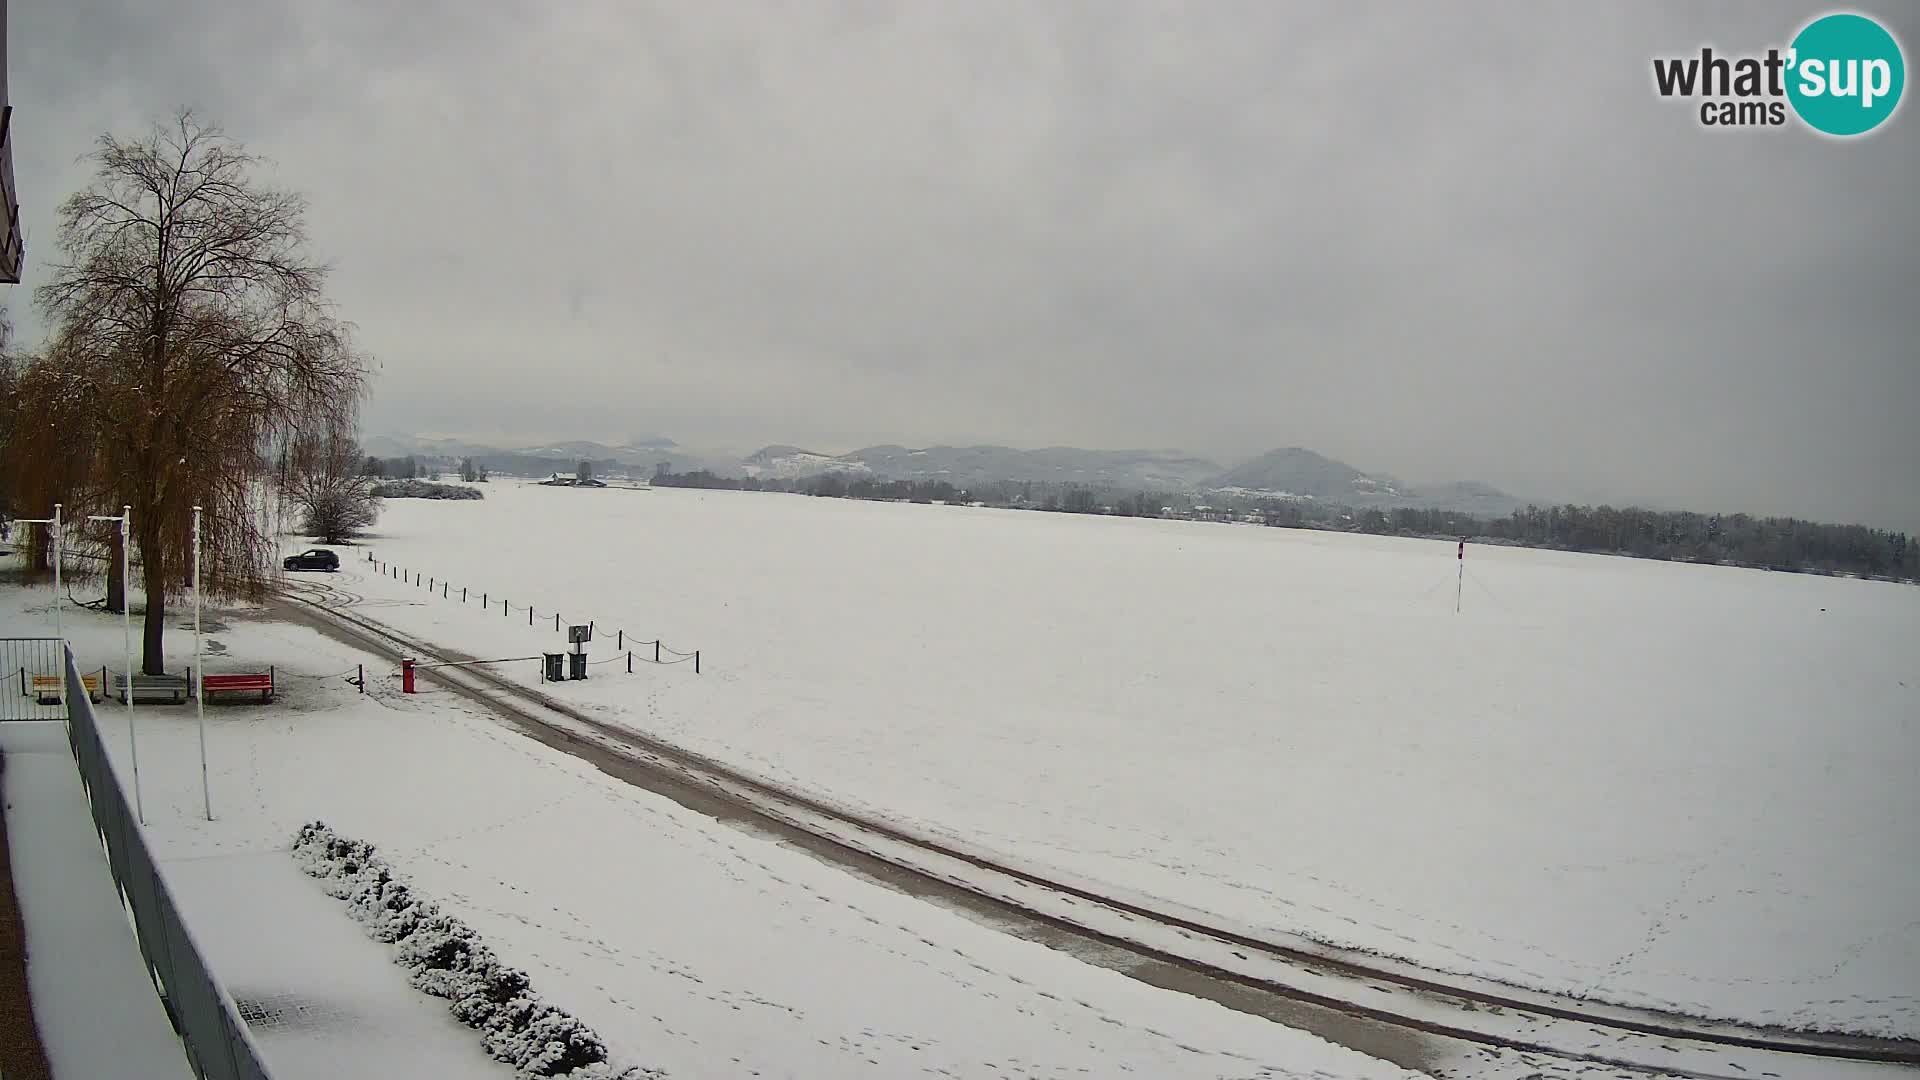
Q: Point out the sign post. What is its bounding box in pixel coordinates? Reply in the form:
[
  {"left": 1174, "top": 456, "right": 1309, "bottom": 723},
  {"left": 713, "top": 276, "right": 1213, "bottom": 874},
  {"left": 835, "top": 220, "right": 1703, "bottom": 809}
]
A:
[{"left": 567, "top": 624, "right": 591, "bottom": 680}]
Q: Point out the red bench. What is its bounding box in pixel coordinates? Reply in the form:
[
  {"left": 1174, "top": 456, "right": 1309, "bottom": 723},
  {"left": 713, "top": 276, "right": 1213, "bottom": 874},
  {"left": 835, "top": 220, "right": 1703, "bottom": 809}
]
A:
[{"left": 201, "top": 669, "right": 275, "bottom": 702}]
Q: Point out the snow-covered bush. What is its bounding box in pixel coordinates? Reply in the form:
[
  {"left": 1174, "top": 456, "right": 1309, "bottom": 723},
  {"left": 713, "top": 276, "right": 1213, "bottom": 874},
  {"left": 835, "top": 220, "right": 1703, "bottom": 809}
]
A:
[
  {"left": 368, "top": 479, "right": 484, "bottom": 500},
  {"left": 292, "top": 822, "right": 662, "bottom": 1079}
]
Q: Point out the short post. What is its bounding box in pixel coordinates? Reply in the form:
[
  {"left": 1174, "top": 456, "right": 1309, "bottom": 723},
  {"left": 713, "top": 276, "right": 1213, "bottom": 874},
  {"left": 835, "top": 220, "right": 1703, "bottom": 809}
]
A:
[
  {"left": 462, "top": 587, "right": 467, "bottom": 602},
  {"left": 616, "top": 629, "right": 623, "bottom": 650},
  {"left": 402, "top": 658, "right": 417, "bottom": 694},
  {"left": 529, "top": 607, "right": 534, "bottom": 626},
  {"left": 627, "top": 651, "right": 632, "bottom": 674},
  {"left": 358, "top": 663, "right": 365, "bottom": 693},
  {"left": 555, "top": 613, "right": 560, "bottom": 631},
  {"left": 443, "top": 582, "right": 448, "bottom": 598},
  {"left": 654, "top": 640, "right": 661, "bottom": 663},
  {"left": 694, "top": 650, "right": 701, "bottom": 675}
]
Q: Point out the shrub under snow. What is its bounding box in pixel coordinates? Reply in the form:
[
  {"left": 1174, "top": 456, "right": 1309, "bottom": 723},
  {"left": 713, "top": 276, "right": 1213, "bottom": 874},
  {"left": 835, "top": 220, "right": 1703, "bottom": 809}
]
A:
[
  {"left": 292, "top": 822, "right": 661, "bottom": 1079},
  {"left": 368, "top": 479, "right": 484, "bottom": 500}
]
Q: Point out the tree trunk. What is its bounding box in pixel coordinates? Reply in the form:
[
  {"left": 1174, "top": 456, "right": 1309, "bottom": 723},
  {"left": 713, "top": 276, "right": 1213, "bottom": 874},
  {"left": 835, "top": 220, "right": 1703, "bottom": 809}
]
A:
[
  {"left": 142, "top": 581, "right": 167, "bottom": 675},
  {"left": 137, "top": 519, "right": 167, "bottom": 675},
  {"left": 106, "top": 531, "right": 126, "bottom": 613}
]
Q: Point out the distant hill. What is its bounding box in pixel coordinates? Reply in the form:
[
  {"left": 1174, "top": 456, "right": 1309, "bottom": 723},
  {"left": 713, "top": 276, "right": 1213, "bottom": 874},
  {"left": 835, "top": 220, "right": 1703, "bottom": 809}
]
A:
[
  {"left": 365, "top": 435, "right": 734, "bottom": 478},
  {"left": 372, "top": 432, "right": 1528, "bottom": 514},
  {"left": 1206, "top": 447, "right": 1386, "bottom": 500},
  {"left": 743, "top": 444, "right": 1224, "bottom": 490},
  {"left": 742, "top": 445, "right": 872, "bottom": 480},
  {"left": 1204, "top": 447, "right": 1527, "bottom": 515}
]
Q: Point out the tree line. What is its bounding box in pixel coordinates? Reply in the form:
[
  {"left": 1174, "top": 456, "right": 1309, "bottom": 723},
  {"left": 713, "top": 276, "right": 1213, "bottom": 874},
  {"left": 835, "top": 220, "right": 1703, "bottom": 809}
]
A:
[{"left": 651, "top": 467, "right": 1920, "bottom": 582}]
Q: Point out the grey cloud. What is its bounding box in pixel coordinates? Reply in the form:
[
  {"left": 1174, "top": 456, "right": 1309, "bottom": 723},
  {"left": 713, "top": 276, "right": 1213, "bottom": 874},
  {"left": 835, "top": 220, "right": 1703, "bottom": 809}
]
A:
[{"left": 8, "top": 0, "right": 1917, "bottom": 528}]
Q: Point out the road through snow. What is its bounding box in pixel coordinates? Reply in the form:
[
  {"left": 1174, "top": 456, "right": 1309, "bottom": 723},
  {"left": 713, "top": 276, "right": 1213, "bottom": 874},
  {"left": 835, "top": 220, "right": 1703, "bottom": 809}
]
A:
[
  {"left": 340, "top": 481, "right": 1920, "bottom": 1042},
  {"left": 277, "top": 572, "right": 1919, "bottom": 1080}
]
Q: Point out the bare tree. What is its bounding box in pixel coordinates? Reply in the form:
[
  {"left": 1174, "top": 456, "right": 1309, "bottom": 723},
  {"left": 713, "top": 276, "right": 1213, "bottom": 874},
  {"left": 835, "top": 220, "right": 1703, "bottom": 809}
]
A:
[
  {"left": 28, "top": 109, "right": 369, "bottom": 672},
  {"left": 282, "top": 421, "right": 380, "bottom": 543}
]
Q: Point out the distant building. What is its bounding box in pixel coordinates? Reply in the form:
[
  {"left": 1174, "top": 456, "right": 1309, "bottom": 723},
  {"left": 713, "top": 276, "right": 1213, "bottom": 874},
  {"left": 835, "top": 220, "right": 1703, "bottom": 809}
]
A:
[{"left": 540, "top": 472, "right": 607, "bottom": 488}]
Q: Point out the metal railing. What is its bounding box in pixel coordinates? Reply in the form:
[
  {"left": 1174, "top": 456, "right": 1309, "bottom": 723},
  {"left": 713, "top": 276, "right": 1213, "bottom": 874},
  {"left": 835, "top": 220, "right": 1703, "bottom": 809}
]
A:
[
  {"left": 2, "top": 637, "right": 67, "bottom": 720},
  {"left": 62, "top": 647, "right": 275, "bottom": 1080}
]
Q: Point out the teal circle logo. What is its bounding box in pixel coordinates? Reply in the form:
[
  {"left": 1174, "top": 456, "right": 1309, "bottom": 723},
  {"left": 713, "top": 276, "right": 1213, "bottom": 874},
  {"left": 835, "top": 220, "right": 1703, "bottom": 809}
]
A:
[{"left": 1787, "top": 13, "right": 1905, "bottom": 136}]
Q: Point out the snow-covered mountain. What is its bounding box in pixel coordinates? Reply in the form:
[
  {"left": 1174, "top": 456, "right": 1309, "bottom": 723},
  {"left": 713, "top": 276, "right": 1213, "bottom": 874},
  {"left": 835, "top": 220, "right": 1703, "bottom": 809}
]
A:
[{"left": 742, "top": 445, "right": 874, "bottom": 480}]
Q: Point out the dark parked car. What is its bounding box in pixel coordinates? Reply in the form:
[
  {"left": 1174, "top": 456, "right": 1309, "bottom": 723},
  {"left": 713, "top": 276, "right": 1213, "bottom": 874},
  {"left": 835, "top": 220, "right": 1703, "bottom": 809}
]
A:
[{"left": 283, "top": 549, "right": 340, "bottom": 572}]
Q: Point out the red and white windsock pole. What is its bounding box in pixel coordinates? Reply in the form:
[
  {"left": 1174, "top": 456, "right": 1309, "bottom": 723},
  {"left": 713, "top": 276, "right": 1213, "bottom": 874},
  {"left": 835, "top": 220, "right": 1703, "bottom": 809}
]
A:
[{"left": 1456, "top": 539, "right": 1465, "bottom": 614}]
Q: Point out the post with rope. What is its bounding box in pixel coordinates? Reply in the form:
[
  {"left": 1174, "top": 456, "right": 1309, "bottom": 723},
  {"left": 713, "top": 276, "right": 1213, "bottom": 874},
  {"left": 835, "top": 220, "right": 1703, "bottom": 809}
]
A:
[
  {"left": 193, "top": 505, "right": 211, "bottom": 820},
  {"left": 1456, "top": 538, "right": 1465, "bottom": 614}
]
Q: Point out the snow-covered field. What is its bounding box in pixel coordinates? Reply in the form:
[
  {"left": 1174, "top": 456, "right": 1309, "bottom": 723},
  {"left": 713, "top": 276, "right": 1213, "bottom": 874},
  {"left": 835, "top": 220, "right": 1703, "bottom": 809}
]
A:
[
  {"left": 335, "top": 479, "right": 1918, "bottom": 1038},
  {"left": 0, "top": 573, "right": 1417, "bottom": 1079}
]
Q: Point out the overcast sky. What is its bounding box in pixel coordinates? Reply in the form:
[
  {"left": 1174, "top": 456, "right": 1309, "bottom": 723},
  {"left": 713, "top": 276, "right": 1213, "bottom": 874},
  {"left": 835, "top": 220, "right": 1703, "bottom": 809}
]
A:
[{"left": 9, "top": 2, "right": 1918, "bottom": 528}]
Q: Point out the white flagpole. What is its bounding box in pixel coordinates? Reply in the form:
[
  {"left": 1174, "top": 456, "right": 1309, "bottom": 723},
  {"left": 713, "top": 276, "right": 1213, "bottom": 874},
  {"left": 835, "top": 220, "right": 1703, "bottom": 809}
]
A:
[
  {"left": 51, "top": 504, "right": 63, "bottom": 648},
  {"left": 53, "top": 504, "right": 64, "bottom": 714},
  {"left": 93, "top": 507, "right": 142, "bottom": 824},
  {"left": 194, "top": 505, "right": 210, "bottom": 820},
  {"left": 123, "top": 506, "right": 140, "bottom": 824}
]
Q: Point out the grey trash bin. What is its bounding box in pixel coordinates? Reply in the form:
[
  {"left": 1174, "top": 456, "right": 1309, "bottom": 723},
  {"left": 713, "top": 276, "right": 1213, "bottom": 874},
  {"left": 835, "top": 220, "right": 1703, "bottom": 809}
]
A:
[
  {"left": 568, "top": 652, "right": 588, "bottom": 680},
  {"left": 543, "top": 653, "right": 565, "bottom": 682}
]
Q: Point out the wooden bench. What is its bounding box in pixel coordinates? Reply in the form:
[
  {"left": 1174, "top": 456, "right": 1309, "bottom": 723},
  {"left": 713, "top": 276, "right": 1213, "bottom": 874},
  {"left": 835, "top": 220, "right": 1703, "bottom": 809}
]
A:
[
  {"left": 31, "top": 673, "right": 102, "bottom": 704},
  {"left": 112, "top": 673, "right": 190, "bottom": 704},
  {"left": 201, "top": 670, "right": 275, "bottom": 703}
]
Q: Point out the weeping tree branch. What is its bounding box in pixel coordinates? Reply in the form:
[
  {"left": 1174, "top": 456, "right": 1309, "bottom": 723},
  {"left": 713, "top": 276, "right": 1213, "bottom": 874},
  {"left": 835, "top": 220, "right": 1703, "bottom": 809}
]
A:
[{"left": 17, "top": 108, "right": 373, "bottom": 672}]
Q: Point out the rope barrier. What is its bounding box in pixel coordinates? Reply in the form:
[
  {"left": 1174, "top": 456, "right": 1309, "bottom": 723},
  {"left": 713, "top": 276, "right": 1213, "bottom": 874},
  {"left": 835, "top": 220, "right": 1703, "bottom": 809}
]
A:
[
  {"left": 276, "top": 666, "right": 361, "bottom": 680},
  {"left": 412, "top": 655, "right": 542, "bottom": 671},
  {"left": 362, "top": 561, "right": 702, "bottom": 673}
]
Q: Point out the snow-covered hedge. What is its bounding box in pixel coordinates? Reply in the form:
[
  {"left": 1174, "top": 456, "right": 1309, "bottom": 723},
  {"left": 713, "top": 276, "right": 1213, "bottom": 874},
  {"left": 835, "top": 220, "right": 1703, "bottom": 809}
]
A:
[
  {"left": 292, "top": 823, "right": 660, "bottom": 1079},
  {"left": 369, "top": 479, "right": 485, "bottom": 500}
]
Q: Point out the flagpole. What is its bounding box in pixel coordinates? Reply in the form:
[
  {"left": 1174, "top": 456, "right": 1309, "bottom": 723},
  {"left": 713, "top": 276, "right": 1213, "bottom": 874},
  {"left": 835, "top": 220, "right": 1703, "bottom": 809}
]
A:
[
  {"left": 91, "top": 507, "right": 141, "bottom": 824},
  {"left": 51, "top": 504, "right": 63, "bottom": 648},
  {"left": 194, "top": 505, "right": 211, "bottom": 820}
]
